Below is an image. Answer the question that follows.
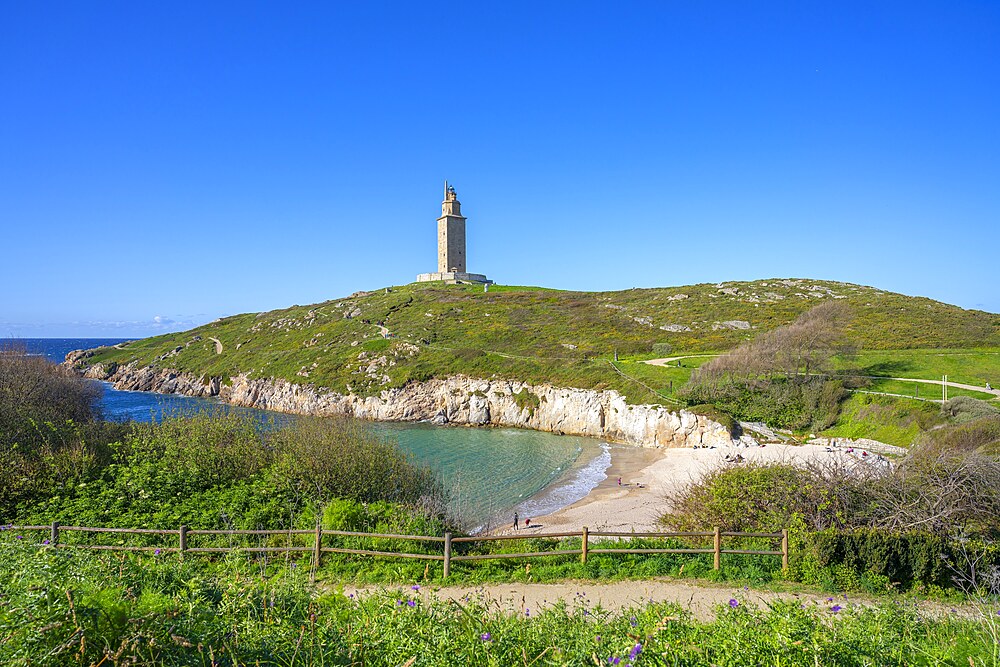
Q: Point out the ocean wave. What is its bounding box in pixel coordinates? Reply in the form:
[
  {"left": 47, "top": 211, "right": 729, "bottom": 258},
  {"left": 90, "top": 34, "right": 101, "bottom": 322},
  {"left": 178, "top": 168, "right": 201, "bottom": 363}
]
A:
[{"left": 514, "top": 443, "right": 611, "bottom": 519}]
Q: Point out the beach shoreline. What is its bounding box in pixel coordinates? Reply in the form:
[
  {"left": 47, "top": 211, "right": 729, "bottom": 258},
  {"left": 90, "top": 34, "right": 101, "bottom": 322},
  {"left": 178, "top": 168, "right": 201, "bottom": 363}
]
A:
[{"left": 509, "top": 442, "right": 877, "bottom": 534}]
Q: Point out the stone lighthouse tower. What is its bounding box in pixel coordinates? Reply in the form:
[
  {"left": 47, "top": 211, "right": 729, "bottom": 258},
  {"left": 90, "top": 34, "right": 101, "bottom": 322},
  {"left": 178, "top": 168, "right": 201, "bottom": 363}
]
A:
[
  {"left": 416, "top": 182, "right": 492, "bottom": 284},
  {"left": 438, "top": 181, "right": 466, "bottom": 273}
]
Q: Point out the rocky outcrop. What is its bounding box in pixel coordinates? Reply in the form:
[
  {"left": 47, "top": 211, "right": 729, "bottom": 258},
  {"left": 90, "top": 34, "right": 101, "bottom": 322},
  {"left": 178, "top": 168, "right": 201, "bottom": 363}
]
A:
[
  {"left": 77, "top": 360, "right": 739, "bottom": 448},
  {"left": 81, "top": 362, "right": 222, "bottom": 398}
]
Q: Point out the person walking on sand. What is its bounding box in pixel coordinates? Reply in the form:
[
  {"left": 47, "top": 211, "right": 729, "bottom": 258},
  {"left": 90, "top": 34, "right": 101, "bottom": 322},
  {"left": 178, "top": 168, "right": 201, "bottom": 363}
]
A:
[{"left": 513, "top": 512, "right": 519, "bottom": 531}]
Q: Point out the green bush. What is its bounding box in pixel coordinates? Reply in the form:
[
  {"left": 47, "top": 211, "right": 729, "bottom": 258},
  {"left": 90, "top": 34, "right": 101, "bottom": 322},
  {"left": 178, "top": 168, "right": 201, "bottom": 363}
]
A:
[
  {"left": 272, "top": 416, "right": 443, "bottom": 506},
  {"left": 680, "top": 377, "right": 849, "bottom": 431},
  {"left": 652, "top": 342, "right": 673, "bottom": 356},
  {"left": 661, "top": 463, "right": 854, "bottom": 533},
  {"left": 795, "top": 529, "right": 1000, "bottom": 592},
  {"left": 942, "top": 396, "right": 1000, "bottom": 424},
  {"left": 917, "top": 414, "right": 1000, "bottom": 456},
  {"left": 9, "top": 413, "right": 448, "bottom": 535},
  {"left": 512, "top": 389, "right": 541, "bottom": 416}
]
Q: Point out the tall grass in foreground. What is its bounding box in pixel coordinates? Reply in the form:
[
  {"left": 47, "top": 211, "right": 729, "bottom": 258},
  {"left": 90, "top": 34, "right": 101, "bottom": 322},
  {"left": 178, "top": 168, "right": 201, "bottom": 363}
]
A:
[{"left": 1, "top": 546, "right": 997, "bottom": 666}]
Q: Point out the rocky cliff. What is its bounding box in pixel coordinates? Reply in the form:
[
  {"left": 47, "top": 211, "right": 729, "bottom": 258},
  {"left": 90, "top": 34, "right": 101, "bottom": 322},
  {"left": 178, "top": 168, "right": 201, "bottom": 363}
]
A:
[{"left": 71, "top": 355, "right": 740, "bottom": 448}]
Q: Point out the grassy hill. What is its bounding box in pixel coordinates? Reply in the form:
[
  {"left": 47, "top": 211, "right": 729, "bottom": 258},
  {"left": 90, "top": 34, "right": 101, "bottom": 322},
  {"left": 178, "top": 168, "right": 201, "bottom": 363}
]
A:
[
  {"left": 74, "top": 280, "right": 1000, "bottom": 402},
  {"left": 78, "top": 279, "right": 1000, "bottom": 405}
]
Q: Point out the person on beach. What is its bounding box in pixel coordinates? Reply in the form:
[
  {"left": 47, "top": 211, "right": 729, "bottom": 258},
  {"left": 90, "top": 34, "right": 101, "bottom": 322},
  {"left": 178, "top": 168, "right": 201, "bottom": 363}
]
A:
[
  {"left": 524, "top": 518, "right": 531, "bottom": 528},
  {"left": 513, "top": 512, "right": 519, "bottom": 531},
  {"left": 617, "top": 476, "right": 622, "bottom": 486}
]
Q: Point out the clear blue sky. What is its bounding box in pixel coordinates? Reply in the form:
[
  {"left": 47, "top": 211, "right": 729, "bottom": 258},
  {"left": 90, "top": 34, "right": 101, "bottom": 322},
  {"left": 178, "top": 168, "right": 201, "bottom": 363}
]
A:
[{"left": 2, "top": 1, "right": 998, "bottom": 337}]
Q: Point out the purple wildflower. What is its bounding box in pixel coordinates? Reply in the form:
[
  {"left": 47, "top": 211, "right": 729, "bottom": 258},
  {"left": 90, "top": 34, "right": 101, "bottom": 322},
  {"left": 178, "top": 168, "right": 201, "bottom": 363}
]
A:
[
  {"left": 348, "top": 593, "right": 354, "bottom": 599},
  {"left": 826, "top": 597, "right": 834, "bottom": 602},
  {"left": 831, "top": 605, "right": 842, "bottom": 613},
  {"left": 396, "top": 600, "right": 404, "bottom": 606},
  {"left": 16, "top": 535, "right": 23, "bottom": 540},
  {"left": 728, "top": 599, "right": 739, "bottom": 608},
  {"left": 525, "top": 608, "right": 530, "bottom": 617},
  {"left": 480, "top": 632, "right": 491, "bottom": 642},
  {"left": 407, "top": 600, "right": 416, "bottom": 608},
  {"left": 595, "top": 636, "right": 601, "bottom": 642},
  {"left": 411, "top": 585, "right": 421, "bottom": 591},
  {"left": 629, "top": 643, "right": 643, "bottom": 660},
  {"left": 42, "top": 539, "right": 50, "bottom": 545},
  {"left": 629, "top": 616, "right": 638, "bottom": 627},
  {"left": 607, "top": 658, "right": 620, "bottom": 665},
  {"left": 154, "top": 549, "right": 162, "bottom": 556}
]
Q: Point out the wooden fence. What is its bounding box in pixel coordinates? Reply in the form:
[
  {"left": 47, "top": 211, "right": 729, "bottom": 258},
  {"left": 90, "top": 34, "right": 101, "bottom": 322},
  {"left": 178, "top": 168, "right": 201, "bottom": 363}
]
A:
[{"left": 6, "top": 523, "right": 789, "bottom": 578}]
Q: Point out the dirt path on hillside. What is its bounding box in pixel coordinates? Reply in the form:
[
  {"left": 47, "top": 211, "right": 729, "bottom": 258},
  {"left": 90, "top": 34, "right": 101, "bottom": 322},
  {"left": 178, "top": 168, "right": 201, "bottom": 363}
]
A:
[
  {"left": 642, "top": 355, "right": 717, "bottom": 367},
  {"left": 208, "top": 337, "right": 223, "bottom": 354},
  {"left": 340, "top": 578, "right": 968, "bottom": 622},
  {"left": 867, "top": 376, "right": 1000, "bottom": 398}
]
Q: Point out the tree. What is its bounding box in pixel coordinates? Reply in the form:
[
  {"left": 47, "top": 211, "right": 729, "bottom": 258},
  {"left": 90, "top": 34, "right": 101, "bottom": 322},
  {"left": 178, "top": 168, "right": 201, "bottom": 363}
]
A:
[{"left": 690, "top": 301, "right": 853, "bottom": 386}]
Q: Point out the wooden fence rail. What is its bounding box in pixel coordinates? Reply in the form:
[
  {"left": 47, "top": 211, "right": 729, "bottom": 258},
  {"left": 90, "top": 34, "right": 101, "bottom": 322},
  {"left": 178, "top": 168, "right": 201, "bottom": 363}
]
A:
[{"left": 3, "top": 523, "right": 789, "bottom": 578}]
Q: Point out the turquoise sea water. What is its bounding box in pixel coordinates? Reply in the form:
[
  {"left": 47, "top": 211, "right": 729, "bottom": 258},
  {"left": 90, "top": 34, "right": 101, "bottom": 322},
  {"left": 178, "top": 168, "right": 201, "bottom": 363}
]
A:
[{"left": 14, "top": 339, "right": 609, "bottom": 528}]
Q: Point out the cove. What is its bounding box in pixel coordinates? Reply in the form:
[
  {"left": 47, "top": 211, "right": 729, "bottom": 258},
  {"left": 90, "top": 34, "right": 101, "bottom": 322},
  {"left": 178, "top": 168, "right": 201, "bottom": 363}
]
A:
[{"left": 21, "top": 339, "right": 610, "bottom": 529}]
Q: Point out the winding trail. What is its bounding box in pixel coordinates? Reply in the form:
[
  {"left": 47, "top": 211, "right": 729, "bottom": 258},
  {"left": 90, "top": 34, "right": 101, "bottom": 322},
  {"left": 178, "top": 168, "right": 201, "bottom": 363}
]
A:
[
  {"left": 208, "top": 337, "right": 223, "bottom": 355},
  {"left": 859, "top": 375, "right": 1000, "bottom": 398},
  {"left": 642, "top": 354, "right": 717, "bottom": 367},
  {"left": 341, "top": 578, "right": 969, "bottom": 623}
]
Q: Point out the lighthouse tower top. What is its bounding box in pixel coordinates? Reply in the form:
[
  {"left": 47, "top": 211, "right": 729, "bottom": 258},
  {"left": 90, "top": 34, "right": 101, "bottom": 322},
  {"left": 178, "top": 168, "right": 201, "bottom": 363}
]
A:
[{"left": 441, "top": 180, "right": 463, "bottom": 218}]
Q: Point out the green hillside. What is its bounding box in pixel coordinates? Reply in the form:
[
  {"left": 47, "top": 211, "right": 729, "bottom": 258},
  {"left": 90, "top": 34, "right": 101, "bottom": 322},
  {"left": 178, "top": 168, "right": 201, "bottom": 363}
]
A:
[{"left": 76, "top": 279, "right": 1000, "bottom": 404}]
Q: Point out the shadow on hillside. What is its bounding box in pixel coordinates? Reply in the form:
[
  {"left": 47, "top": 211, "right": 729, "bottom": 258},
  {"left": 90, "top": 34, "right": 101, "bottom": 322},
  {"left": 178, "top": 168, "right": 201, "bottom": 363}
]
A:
[{"left": 861, "top": 360, "right": 917, "bottom": 377}]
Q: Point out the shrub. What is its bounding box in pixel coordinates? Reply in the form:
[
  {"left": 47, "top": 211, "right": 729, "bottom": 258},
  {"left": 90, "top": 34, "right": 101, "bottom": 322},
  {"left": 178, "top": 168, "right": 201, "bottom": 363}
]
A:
[
  {"left": 661, "top": 462, "right": 856, "bottom": 533},
  {"left": 799, "top": 530, "right": 1000, "bottom": 591},
  {"left": 512, "top": 389, "right": 541, "bottom": 416},
  {"left": 916, "top": 414, "right": 1000, "bottom": 457},
  {"left": 652, "top": 342, "right": 673, "bottom": 356},
  {"left": 271, "top": 416, "right": 444, "bottom": 506},
  {"left": 0, "top": 346, "right": 101, "bottom": 449},
  {"left": 942, "top": 396, "right": 1000, "bottom": 424},
  {"left": 117, "top": 412, "right": 273, "bottom": 494},
  {"left": 680, "top": 377, "right": 848, "bottom": 431}
]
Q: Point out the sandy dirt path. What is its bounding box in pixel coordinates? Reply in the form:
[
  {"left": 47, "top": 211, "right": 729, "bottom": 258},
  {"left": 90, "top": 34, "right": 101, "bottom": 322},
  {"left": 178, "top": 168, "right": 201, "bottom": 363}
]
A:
[
  {"left": 342, "top": 579, "right": 822, "bottom": 621},
  {"left": 339, "top": 579, "right": 966, "bottom": 622},
  {"left": 208, "top": 337, "right": 223, "bottom": 354},
  {"left": 641, "top": 355, "right": 717, "bottom": 367}
]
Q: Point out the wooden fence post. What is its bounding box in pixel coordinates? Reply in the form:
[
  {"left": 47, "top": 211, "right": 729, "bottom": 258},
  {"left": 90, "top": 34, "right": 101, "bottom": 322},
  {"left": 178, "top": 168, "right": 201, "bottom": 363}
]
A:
[
  {"left": 581, "top": 526, "right": 589, "bottom": 564},
  {"left": 443, "top": 532, "right": 452, "bottom": 579},
  {"left": 179, "top": 525, "right": 188, "bottom": 556},
  {"left": 713, "top": 526, "right": 721, "bottom": 570},
  {"left": 49, "top": 522, "right": 59, "bottom": 547},
  {"left": 781, "top": 529, "right": 789, "bottom": 571},
  {"left": 313, "top": 523, "right": 323, "bottom": 569}
]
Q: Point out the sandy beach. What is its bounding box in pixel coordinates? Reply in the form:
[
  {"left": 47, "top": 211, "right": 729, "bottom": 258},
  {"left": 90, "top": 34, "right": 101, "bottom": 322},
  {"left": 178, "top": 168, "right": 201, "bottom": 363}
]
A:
[{"left": 516, "top": 442, "right": 877, "bottom": 534}]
